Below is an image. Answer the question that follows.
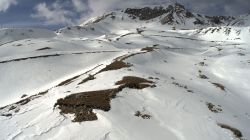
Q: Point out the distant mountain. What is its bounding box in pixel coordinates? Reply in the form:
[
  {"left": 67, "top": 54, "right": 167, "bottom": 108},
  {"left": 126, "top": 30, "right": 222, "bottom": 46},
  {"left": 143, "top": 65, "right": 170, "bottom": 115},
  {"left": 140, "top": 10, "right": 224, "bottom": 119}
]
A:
[
  {"left": 56, "top": 3, "right": 250, "bottom": 38},
  {"left": 81, "top": 3, "right": 250, "bottom": 28}
]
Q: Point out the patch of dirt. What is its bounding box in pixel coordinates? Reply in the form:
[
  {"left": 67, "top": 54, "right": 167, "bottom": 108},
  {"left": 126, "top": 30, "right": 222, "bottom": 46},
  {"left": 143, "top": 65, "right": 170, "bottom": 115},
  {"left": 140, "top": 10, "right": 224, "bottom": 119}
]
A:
[
  {"left": 21, "top": 94, "right": 28, "bottom": 98},
  {"left": 58, "top": 64, "right": 104, "bottom": 87},
  {"left": 212, "top": 83, "right": 225, "bottom": 91},
  {"left": 36, "top": 47, "right": 51, "bottom": 51},
  {"left": 135, "top": 111, "right": 151, "bottom": 119},
  {"left": 55, "top": 76, "right": 154, "bottom": 122},
  {"left": 55, "top": 90, "right": 114, "bottom": 122},
  {"left": 199, "top": 74, "right": 209, "bottom": 79},
  {"left": 16, "top": 98, "right": 31, "bottom": 106},
  {"left": 217, "top": 48, "right": 223, "bottom": 51},
  {"left": 78, "top": 75, "right": 95, "bottom": 85},
  {"left": 218, "top": 123, "right": 243, "bottom": 139},
  {"left": 9, "top": 106, "right": 16, "bottom": 111},
  {"left": 57, "top": 75, "right": 81, "bottom": 87},
  {"left": 116, "top": 33, "right": 137, "bottom": 41},
  {"left": 38, "top": 90, "right": 49, "bottom": 95},
  {"left": 0, "top": 54, "right": 61, "bottom": 64},
  {"left": 187, "top": 90, "right": 194, "bottom": 93},
  {"left": 0, "top": 113, "right": 12, "bottom": 117},
  {"left": 141, "top": 47, "right": 156, "bottom": 52},
  {"left": 206, "top": 102, "right": 222, "bottom": 113},
  {"left": 0, "top": 94, "right": 41, "bottom": 115},
  {"left": 114, "top": 48, "right": 155, "bottom": 62},
  {"left": 98, "top": 61, "right": 132, "bottom": 73},
  {"left": 115, "top": 76, "right": 155, "bottom": 89},
  {"left": 199, "top": 62, "right": 207, "bottom": 66}
]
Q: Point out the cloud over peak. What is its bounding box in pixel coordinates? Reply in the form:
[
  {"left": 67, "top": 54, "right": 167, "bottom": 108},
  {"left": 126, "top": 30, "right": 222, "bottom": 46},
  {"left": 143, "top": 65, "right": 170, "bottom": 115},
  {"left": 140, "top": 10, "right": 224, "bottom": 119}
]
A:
[
  {"left": 32, "top": 1, "right": 74, "bottom": 25},
  {"left": 0, "top": 0, "right": 17, "bottom": 12}
]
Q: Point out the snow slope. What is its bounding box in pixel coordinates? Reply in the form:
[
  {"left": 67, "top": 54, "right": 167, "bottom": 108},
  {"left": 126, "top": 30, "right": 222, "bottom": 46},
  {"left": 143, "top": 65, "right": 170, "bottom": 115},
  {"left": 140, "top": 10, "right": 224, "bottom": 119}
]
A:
[{"left": 0, "top": 3, "right": 250, "bottom": 140}]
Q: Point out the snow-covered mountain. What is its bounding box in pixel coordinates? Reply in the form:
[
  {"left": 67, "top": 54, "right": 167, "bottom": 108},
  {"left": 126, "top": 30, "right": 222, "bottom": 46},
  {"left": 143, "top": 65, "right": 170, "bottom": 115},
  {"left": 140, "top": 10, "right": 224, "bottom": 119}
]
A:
[{"left": 1, "top": 3, "right": 250, "bottom": 140}]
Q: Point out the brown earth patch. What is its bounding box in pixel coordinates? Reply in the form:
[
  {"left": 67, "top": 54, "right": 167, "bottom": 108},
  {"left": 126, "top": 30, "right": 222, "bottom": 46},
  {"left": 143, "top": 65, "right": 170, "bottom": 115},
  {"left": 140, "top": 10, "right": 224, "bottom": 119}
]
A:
[
  {"left": 55, "top": 90, "right": 113, "bottom": 122},
  {"left": 9, "top": 106, "right": 16, "bottom": 111},
  {"left": 141, "top": 47, "right": 156, "bottom": 52},
  {"left": 98, "top": 61, "right": 132, "bottom": 73},
  {"left": 57, "top": 75, "right": 81, "bottom": 87},
  {"left": 212, "top": 83, "right": 225, "bottom": 91},
  {"left": 78, "top": 75, "right": 95, "bottom": 85},
  {"left": 36, "top": 47, "right": 51, "bottom": 51},
  {"left": 218, "top": 123, "right": 243, "bottom": 139},
  {"left": 16, "top": 98, "right": 31, "bottom": 106},
  {"left": 115, "top": 76, "right": 154, "bottom": 89},
  {"left": 21, "top": 94, "right": 28, "bottom": 98},
  {"left": 55, "top": 76, "right": 154, "bottom": 122},
  {"left": 0, "top": 113, "right": 12, "bottom": 117},
  {"left": 38, "top": 90, "right": 49, "bottom": 95}
]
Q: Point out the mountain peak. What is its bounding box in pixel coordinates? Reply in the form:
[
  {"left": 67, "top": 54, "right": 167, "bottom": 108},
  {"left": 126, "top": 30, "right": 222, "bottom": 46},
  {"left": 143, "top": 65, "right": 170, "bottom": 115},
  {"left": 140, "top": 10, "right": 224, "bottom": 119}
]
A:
[{"left": 123, "top": 3, "right": 188, "bottom": 21}]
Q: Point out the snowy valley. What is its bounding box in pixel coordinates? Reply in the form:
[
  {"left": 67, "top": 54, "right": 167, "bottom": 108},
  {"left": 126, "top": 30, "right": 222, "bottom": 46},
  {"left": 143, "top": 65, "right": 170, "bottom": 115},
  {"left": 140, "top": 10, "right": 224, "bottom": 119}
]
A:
[{"left": 0, "top": 3, "right": 250, "bottom": 140}]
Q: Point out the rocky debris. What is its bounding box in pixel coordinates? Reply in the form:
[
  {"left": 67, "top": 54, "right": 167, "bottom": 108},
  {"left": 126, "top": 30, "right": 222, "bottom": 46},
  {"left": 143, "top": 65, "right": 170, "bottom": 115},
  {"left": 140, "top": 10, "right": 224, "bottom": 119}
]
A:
[
  {"left": 199, "top": 74, "right": 209, "bottom": 79},
  {"left": 125, "top": 3, "right": 191, "bottom": 21},
  {"left": 161, "top": 13, "right": 174, "bottom": 25},
  {"left": 206, "top": 102, "right": 222, "bottom": 113},
  {"left": 135, "top": 111, "right": 152, "bottom": 119}
]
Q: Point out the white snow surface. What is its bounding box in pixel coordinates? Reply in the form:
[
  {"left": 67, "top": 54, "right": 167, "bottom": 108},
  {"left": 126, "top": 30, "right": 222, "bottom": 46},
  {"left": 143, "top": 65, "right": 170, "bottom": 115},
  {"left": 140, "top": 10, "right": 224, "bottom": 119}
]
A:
[{"left": 1, "top": 8, "right": 250, "bottom": 140}]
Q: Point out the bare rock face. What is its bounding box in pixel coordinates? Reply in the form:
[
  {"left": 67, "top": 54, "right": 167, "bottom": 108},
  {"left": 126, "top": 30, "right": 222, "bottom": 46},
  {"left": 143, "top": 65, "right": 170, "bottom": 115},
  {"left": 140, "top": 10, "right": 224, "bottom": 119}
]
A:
[
  {"left": 125, "top": 3, "right": 195, "bottom": 25},
  {"left": 125, "top": 6, "right": 170, "bottom": 20},
  {"left": 160, "top": 13, "right": 174, "bottom": 25},
  {"left": 124, "top": 3, "right": 190, "bottom": 21}
]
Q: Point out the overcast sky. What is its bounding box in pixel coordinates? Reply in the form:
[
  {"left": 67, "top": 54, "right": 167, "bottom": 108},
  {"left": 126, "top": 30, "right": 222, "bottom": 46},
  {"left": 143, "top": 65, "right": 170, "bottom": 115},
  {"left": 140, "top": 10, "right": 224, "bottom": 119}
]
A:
[{"left": 0, "top": 0, "right": 249, "bottom": 29}]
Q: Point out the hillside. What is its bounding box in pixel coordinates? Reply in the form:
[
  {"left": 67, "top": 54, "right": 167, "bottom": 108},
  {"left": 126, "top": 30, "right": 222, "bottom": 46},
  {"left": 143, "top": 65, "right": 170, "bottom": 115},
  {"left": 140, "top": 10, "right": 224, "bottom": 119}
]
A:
[{"left": 0, "top": 3, "right": 250, "bottom": 140}]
